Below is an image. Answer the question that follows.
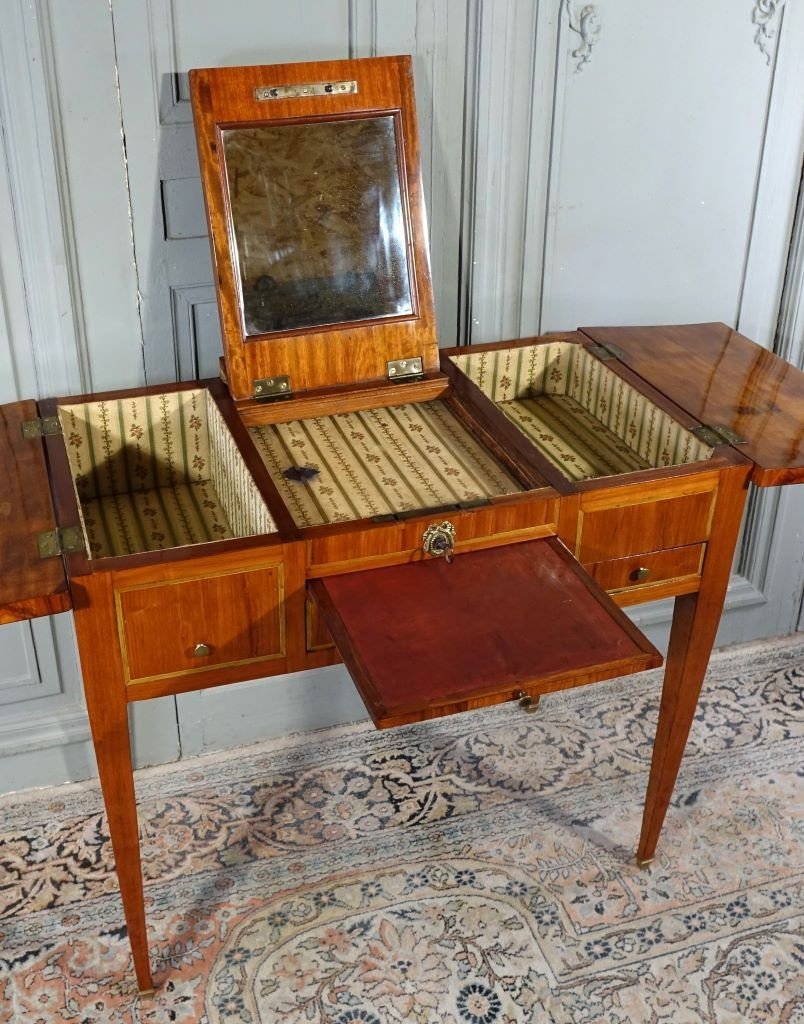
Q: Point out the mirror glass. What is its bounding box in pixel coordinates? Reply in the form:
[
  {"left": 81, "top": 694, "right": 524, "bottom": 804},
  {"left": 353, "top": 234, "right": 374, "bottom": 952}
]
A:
[{"left": 221, "top": 116, "right": 414, "bottom": 336}]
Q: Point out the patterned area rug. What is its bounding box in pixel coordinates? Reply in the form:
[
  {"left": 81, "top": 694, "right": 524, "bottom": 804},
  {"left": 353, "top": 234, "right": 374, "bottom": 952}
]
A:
[{"left": 1, "top": 635, "right": 802, "bottom": 1023}]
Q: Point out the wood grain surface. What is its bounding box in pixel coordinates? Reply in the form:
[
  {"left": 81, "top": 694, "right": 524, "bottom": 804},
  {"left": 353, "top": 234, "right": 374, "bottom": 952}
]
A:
[
  {"left": 0, "top": 400, "right": 71, "bottom": 623},
  {"left": 580, "top": 323, "right": 804, "bottom": 486}
]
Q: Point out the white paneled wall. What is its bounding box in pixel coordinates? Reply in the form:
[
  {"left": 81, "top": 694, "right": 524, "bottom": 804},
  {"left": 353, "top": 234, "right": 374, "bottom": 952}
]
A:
[{"left": 0, "top": 0, "right": 801, "bottom": 792}]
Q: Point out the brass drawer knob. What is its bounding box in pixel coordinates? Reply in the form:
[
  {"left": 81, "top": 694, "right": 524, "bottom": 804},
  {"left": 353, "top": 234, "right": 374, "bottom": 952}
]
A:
[
  {"left": 632, "top": 566, "right": 651, "bottom": 582},
  {"left": 193, "top": 643, "right": 212, "bottom": 657},
  {"left": 517, "top": 691, "right": 541, "bottom": 714}
]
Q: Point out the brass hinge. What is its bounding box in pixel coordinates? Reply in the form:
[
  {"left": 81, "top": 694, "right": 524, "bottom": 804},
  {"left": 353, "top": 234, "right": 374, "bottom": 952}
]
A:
[
  {"left": 692, "top": 424, "right": 747, "bottom": 447},
  {"left": 253, "top": 375, "right": 292, "bottom": 401},
  {"left": 586, "top": 341, "right": 627, "bottom": 362},
  {"left": 21, "top": 416, "right": 61, "bottom": 440},
  {"left": 37, "top": 526, "right": 85, "bottom": 559},
  {"left": 387, "top": 356, "right": 424, "bottom": 381}
]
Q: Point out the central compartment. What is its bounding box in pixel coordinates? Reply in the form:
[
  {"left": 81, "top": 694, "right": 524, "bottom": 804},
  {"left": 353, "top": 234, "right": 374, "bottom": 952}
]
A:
[
  {"left": 58, "top": 389, "right": 276, "bottom": 558},
  {"left": 249, "top": 399, "right": 523, "bottom": 527},
  {"left": 450, "top": 341, "right": 713, "bottom": 481}
]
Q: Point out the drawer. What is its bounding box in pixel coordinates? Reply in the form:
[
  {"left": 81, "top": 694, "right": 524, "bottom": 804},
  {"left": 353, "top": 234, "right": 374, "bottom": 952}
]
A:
[
  {"left": 577, "top": 486, "right": 715, "bottom": 563},
  {"left": 116, "top": 562, "right": 285, "bottom": 685},
  {"left": 585, "top": 543, "right": 705, "bottom": 594}
]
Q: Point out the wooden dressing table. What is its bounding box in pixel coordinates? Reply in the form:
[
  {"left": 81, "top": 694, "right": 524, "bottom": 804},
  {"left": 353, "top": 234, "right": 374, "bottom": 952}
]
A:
[{"left": 0, "top": 56, "right": 802, "bottom": 992}]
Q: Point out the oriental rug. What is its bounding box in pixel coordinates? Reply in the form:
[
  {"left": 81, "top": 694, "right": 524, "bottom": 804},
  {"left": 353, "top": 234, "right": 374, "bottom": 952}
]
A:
[{"left": 1, "top": 634, "right": 802, "bottom": 1024}]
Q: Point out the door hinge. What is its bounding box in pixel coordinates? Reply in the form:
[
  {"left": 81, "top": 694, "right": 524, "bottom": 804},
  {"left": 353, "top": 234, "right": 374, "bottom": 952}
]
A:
[
  {"left": 37, "top": 526, "right": 85, "bottom": 559},
  {"left": 387, "top": 356, "right": 424, "bottom": 381},
  {"left": 692, "top": 424, "right": 747, "bottom": 447},
  {"left": 21, "top": 416, "right": 61, "bottom": 440},
  {"left": 253, "top": 375, "right": 292, "bottom": 401},
  {"left": 586, "top": 341, "right": 627, "bottom": 362}
]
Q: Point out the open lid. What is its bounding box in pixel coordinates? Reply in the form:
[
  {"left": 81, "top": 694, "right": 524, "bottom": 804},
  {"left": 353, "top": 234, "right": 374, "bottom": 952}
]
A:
[
  {"left": 0, "top": 400, "right": 71, "bottom": 623},
  {"left": 580, "top": 323, "right": 804, "bottom": 486},
  {"left": 190, "top": 56, "right": 439, "bottom": 402},
  {"left": 310, "top": 537, "right": 662, "bottom": 729}
]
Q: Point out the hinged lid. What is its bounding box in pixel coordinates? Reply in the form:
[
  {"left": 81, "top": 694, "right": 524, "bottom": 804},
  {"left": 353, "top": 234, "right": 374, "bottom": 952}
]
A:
[
  {"left": 0, "top": 400, "right": 71, "bottom": 623},
  {"left": 580, "top": 323, "right": 804, "bottom": 486},
  {"left": 190, "top": 56, "right": 439, "bottom": 402},
  {"left": 310, "top": 537, "right": 662, "bottom": 729}
]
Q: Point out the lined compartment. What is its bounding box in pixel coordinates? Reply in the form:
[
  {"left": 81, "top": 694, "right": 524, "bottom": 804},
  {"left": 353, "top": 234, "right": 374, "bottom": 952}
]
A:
[
  {"left": 249, "top": 400, "right": 522, "bottom": 527},
  {"left": 58, "top": 390, "right": 275, "bottom": 558},
  {"left": 451, "top": 342, "right": 713, "bottom": 481}
]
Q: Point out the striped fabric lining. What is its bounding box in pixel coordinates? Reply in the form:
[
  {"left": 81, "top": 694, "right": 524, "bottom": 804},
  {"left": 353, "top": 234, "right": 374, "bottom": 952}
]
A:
[
  {"left": 505, "top": 396, "right": 651, "bottom": 481},
  {"left": 450, "top": 343, "right": 713, "bottom": 481},
  {"left": 57, "top": 390, "right": 276, "bottom": 558},
  {"left": 249, "top": 400, "right": 522, "bottom": 528}
]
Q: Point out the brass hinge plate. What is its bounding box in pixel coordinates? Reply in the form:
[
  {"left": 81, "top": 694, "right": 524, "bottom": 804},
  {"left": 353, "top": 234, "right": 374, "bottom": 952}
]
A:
[
  {"left": 692, "top": 424, "right": 747, "bottom": 447},
  {"left": 587, "top": 342, "right": 627, "bottom": 362},
  {"left": 21, "top": 416, "right": 61, "bottom": 440},
  {"left": 387, "top": 356, "right": 424, "bottom": 381},
  {"left": 37, "top": 526, "right": 85, "bottom": 559},
  {"left": 253, "top": 375, "right": 292, "bottom": 401}
]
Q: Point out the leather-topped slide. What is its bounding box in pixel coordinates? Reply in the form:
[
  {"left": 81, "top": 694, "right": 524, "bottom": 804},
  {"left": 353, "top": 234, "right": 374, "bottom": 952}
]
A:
[
  {"left": 0, "top": 400, "right": 71, "bottom": 624},
  {"left": 309, "top": 537, "right": 662, "bottom": 729}
]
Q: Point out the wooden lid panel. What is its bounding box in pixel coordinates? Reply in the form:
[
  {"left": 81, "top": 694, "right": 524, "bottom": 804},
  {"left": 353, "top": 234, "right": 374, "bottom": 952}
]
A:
[
  {"left": 0, "top": 400, "right": 71, "bottom": 623},
  {"left": 310, "top": 537, "right": 662, "bottom": 729},
  {"left": 580, "top": 323, "right": 804, "bottom": 486},
  {"left": 190, "top": 57, "right": 438, "bottom": 401}
]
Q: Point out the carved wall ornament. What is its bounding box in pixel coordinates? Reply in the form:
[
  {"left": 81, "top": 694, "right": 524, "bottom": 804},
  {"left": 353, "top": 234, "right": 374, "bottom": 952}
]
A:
[
  {"left": 752, "top": 0, "right": 786, "bottom": 64},
  {"left": 564, "top": 1, "right": 601, "bottom": 73}
]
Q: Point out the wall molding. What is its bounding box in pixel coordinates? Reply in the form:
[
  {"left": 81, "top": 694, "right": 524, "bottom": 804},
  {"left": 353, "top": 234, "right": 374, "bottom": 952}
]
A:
[
  {"left": 563, "top": 1, "right": 601, "bottom": 73},
  {"left": 752, "top": 0, "right": 786, "bottom": 65},
  {"left": 0, "top": 1, "right": 86, "bottom": 397}
]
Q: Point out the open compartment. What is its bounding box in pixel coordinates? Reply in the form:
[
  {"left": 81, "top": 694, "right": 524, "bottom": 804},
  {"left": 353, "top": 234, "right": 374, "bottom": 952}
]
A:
[
  {"left": 57, "top": 388, "right": 276, "bottom": 558},
  {"left": 247, "top": 397, "right": 524, "bottom": 528},
  {"left": 450, "top": 341, "right": 714, "bottom": 482}
]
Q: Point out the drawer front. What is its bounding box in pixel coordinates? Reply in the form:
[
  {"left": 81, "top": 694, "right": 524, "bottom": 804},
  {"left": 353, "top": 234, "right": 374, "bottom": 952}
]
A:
[
  {"left": 116, "top": 562, "right": 285, "bottom": 685},
  {"left": 308, "top": 495, "right": 559, "bottom": 576},
  {"left": 577, "top": 488, "right": 715, "bottom": 563},
  {"left": 585, "top": 543, "right": 705, "bottom": 594}
]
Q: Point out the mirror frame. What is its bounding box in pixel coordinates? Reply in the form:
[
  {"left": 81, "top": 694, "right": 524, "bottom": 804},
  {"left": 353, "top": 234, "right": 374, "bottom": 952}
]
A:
[{"left": 190, "top": 57, "right": 439, "bottom": 402}]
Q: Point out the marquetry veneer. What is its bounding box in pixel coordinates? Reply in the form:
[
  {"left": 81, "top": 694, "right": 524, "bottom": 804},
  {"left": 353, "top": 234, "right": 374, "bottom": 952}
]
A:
[{"left": 1, "top": 55, "right": 801, "bottom": 993}]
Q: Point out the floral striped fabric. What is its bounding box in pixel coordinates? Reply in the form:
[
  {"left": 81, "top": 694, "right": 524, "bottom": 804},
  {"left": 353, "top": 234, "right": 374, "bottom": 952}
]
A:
[
  {"left": 249, "top": 400, "right": 522, "bottom": 528},
  {"left": 57, "top": 390, "right": 275, "bottom": 558},
  {"left": 451, "top": 342, "right": 712, "bottom": 481}
]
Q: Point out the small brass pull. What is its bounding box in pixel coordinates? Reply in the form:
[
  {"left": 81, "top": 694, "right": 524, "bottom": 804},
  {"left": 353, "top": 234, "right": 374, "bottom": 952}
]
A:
[
  {"left": 517, "top": 691, "right": 541, "bottom": 713},
  {"left": 632, "top": 566, "right": 651, "bottom": 582},
  {"left": 193, "top": 643, "right": 212, "bottom": 657}
]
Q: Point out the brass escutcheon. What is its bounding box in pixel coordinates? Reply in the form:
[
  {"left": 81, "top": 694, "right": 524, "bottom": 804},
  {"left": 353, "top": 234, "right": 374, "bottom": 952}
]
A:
[{"left": 422, "top": 521, "right": 456, "bottom": 563}]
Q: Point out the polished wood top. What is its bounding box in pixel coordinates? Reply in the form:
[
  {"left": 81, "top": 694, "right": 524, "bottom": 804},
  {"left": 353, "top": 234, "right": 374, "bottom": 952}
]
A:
[
  {"left": 311, "top": 537, "right": 661, "bottom": 729},
  {"left": 580, "top": 323, "right": 804, "bottom": 486},
  {"left": 0, "top": 400, "right": 71, "bottom": 623}
]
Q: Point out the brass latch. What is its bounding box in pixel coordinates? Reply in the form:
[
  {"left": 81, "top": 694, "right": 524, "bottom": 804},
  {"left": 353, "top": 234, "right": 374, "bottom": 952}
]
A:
[
  {"left": 37, "top": 527, "right": 85, "bottom": 559},
  {"left": 387, "top": 357, "right": 424, "bottom": 381},
  {"left": 21, "top": 416, "right": 61, "bottom": 440},
  {"left": 692, "top": 424, "right": 747, "bottom": 447},
  {"left": 253, "top": 375, "right": 292, "bottom": 401}
]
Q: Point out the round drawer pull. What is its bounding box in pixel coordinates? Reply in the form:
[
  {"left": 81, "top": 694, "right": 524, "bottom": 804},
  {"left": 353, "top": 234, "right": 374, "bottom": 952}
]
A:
[
  {"left": 632, "top": 566, "right": 651, "bottom": 582},
  {"left": 517, "top": 691, "right": 541, "bottom": 714},
  {"left": 193, "top": 643, "right": 212, "bottom": 657}
]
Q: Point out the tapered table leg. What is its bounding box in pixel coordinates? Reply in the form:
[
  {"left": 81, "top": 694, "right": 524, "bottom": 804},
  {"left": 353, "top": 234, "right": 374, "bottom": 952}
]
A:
[
  {"left": 73, "top": 575, "right": 153, "bottom": 992},
  {"left": 636, "top": 463, "right": 751, "bottom": 865}
]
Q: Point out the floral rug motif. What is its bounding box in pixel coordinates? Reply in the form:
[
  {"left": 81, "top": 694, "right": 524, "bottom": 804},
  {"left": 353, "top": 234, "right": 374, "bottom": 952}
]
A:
[{"left": 0, "top": 635, "right": 802, "bottom": 1023}]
